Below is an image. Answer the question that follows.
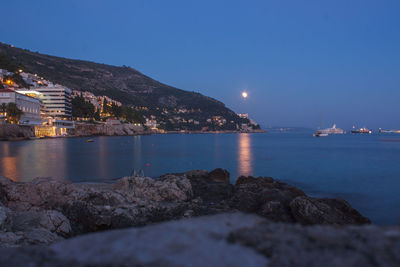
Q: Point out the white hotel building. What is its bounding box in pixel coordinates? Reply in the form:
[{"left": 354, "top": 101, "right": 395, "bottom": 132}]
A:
[
  {"left": 33, "top": 84, "right": 73, "bottom": 118},
  {"left": 0, "top": 89, "right": 42, "bottom": 125},
  {"left": 16, "top": 84, "right": 74, "bottom": 136}
]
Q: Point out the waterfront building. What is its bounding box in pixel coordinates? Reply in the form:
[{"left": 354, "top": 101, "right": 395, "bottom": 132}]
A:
[
  {"left": 34, "top": 118, "right": 74, "bottom": 137},
  {"left": 0, "top": 89, "right": 42, "bottom": 125},
  {"left": 145, "top": 119, "right": 158, "bottom": 129},
  {"left": 32, "top": 84, "right": 72, "bottom": 118},
  {"left": 17, "top": 86, "right": 75, "bottom": 136},
  {"left": 237, "top": 113, "right": 249, "bottom": 119}
]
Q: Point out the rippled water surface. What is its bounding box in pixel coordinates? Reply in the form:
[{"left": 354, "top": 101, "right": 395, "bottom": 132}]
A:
[{"left": 1, "top": 132, "right": 400, "bottom": 225}]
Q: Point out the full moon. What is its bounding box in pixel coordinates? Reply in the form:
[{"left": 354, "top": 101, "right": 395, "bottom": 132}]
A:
[{"left": 242, "top": 91, "right": 248, "bottom": 98}]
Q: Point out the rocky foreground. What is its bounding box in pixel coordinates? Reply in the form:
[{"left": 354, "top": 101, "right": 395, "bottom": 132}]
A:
[
  {"left": 1, "top": 213, "right": 399, "bottom": 267},
  {"left": 1, "top": 169, "right": 398, "bottom": 266}
]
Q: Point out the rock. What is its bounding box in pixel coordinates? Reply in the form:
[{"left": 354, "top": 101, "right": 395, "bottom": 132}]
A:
[
  {"left": 0, "top": 232, "right": 22, "bottom": 248},
  {"left": 0, "top": 171, "right": 371, "bottom": 248},
  {"left": 290, "top": 196, "right": 371, "bottom": 225},
  {"left": 259, "top": 201, "right": 293, "bottom": 222},
  {"left": 208, "top": 168, "right": 230, "bottom": 182},
  {"left": 183, "top": 209, "right": 194, "bottom": 217},
  {"left": 185, "top": 169, "right": 234, "bottom": 203},
  {"left": 114, "top": 174, "right": 192, "bottom": 202},
  {"left": 228, "top": 217, "right": 400, "bottom": 267},
  {"left": 0, "top": 228, "right": 62, "bottom": 248},
  {"left": 11, "top": 210, "right": 71, "bottom": 237},
  {"left": 185, "top": 169, "right": 209, "bottom": 179},
  {"left": 0, "top": 213, "right": 269, "bottom": 266},
  {"left": 235, "top": 175, "right": 274, "bottom": 186},
  {"left": 230, "top": 176, "right": 305, "bottom": 222},
  {"left": 0, "top": 177, "right": 75, "bottom": 211},
  {"left": 0, "top": 213, "right": 399, "bottom": 267},
  {"left": 0, "top": 204, "right": 12, "bottom": 231}
]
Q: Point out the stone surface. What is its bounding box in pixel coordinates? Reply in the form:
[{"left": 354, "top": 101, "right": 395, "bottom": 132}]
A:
[
  {"left": 0, "top": 204, "right": 12, "bottom": 231},
  {"left": 11, "top": 210, "right": 72, "bottom": 237},
  {"left": 0, "top": 213, "right": 399, "bottom": 267},
  {"left": 228, "top": 217, "right": 400, "bottom": 267},
  {"left": 290, "top": 196, "right": 371, "bottom": 225},
  {"left": 0, "top": 169, "right": 371, "bottom": 248},
  {"left": 208, "top": 168, "right": 230, "bottom": 182},
  {"left": 114, "top": 174, "right": 193, "bottom": 202},
  {"left": 185, "top": 169, "right": 234, "bottom": 203},
  {"left": 71, "top": 122, "right": 147, "bottom": 137}
]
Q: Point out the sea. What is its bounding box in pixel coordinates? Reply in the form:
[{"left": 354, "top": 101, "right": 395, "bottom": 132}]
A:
[{"left": 0, "top": 132, "right": 399, "bottom": 225}]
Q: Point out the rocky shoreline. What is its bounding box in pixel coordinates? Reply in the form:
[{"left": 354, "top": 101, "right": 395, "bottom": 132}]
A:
[
  {"left": 1, "top": 169, "right": 398, "bottom": 266},
  {"left": 0, "top": 122, "right": 265, "bottom": 141}
]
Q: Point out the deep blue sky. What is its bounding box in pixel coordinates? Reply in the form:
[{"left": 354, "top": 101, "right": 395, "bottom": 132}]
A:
[{"left": 1, "top": 0, "right": 399, "bottom": 129}]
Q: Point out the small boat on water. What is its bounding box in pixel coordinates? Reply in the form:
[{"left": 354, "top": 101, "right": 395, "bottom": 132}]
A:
[
  {"left": 313, "top": 124, "right": 345, "bottom": 137},
  {"left": 313, "top": 132, "right": 329, "bottom": 137},
  {"left": 86, "top": 139, "right": 95, "bottom": 143},
  {"left": 351, "top": 127, "right": 372, "bottom": 134}
]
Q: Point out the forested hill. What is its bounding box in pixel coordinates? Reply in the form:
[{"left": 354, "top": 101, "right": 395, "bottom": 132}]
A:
[{"left": 0, "top": 42, "right": 239, "bottom": 121}]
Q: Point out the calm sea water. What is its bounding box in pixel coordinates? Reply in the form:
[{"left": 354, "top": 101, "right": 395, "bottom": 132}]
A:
[{"left": 0, "top": 132, "right": 399, "bottom": 225}]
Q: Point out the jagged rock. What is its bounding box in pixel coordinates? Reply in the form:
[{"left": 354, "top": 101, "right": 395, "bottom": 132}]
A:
[
  {"left": 0, "top": 228, "right": 62, "bottom": 248},
  {"left": 0, "top": 213, "right": 269, "bottom": 266},
  {"left": 230, "top": 176, "right": 305, "bottom": 221},
  {"left": 113, "top": 174, "right": 192, "bottom": 202},
  {"left": 0, "top": 170, "right": 371, "bottom": 248},
  {"left": 235, "top": 175, "right": 274, "bottom": 186},
  {"left": 0, "top": 177, "right": 75, "bottom": 211},
  {"left": 0, "top": 204, "right": 12, "bottom": 231},
  {"left": 289, "top": 196, "right": 371, "bottom": 225},
  {"left": 185, "top": 169, "right": 234, "bottom": 203},
  {"left": 259, "top": 201, "right": 293, "bottom": 222},
  {"left": 208, "top": 168, "right": 230, "bottom": 182},
  {"left": 0, "top": 213, "right": 399, "bottom": 267},
  {"left": 72, "top": 123, "right": 147, "bottom": 137},
  {"left": 185, "top": 169, "right": 209, "bottom": 179},
  {"left": 228, "top": 217, "right": 400, "bottom": 267},
  {"left": 11, "top": 210, "right": 72, "bottom": 237}
]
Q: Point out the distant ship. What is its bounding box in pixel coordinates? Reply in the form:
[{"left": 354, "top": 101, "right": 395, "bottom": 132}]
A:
[
  {"left": 351, "top": 127, "right": 372, "bottom": 134},
  {"left": 379, "top": 128, "right": 400, "bottom": 134},
  {"left": 313, "top": 124, "right": 345, "bottom": 137}
]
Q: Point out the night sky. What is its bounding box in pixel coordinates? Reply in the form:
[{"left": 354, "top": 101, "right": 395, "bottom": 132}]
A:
[{"left": 1, "top": 0, "right": 400, "bottom": 129}]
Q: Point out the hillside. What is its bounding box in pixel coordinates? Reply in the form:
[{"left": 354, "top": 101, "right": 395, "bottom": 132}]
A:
[{"left": 0, "top": 43, "right": 239, "bottom": 121}]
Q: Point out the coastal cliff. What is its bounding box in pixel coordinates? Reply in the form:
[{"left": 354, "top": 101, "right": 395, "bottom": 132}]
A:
[
  {"left": 70, "top": 122, "right": 149, "bottom": 136},
  {"left": 0, "top": 122, "right": 34, "bottom": 140}
]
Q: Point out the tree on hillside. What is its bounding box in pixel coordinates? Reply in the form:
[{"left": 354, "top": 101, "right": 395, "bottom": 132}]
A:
[
  {"left": 6, "top": 103, "right": 23, "bottom": 124},
  {"left": 111, "top": 103, "right": 122, "bottom": 118},
  {"left": 102, "top": 98, "right": 112, "bottom": 115},
  {"left": 121, "top": 106, "right": 144, "bottom": 124},
  {"left": 72, "top": 95, "right": 95, "bottom": 119},
  {"left": 0, "top": 103, "right": 7, "bottom": 115},
  {"left": 94, "top": 109, "right": 101, "bottom": 121},
  {"left": 0, "top": 53, "right": 24, "bottom": 73}
]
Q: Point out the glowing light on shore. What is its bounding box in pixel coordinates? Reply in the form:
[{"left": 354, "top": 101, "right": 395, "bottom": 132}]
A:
[{"left": 242, "top": 91, "right": 248, "bottom": 98}]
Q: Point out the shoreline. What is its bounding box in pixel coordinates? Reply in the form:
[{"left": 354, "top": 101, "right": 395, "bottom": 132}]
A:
[{"left": 0, "top": 128, "right": 267, "bottom": 141}]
